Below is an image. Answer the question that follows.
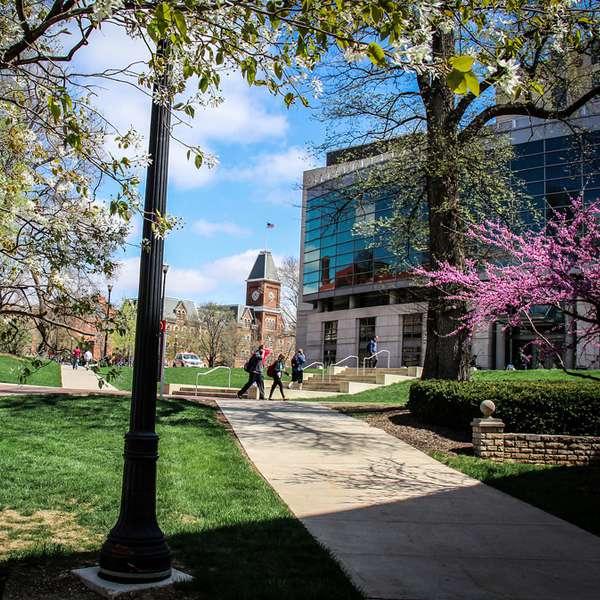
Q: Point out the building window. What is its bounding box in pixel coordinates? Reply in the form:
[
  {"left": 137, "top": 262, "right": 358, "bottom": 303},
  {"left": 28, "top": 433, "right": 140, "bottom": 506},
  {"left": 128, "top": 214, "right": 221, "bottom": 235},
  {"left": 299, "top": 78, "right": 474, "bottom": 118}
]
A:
[
  {"left": 323, "top": 320, "right": 338, "bottom": 366},
  {"left": 358, "top": 317, "right": 376, "bottom": 364},
  {"left": 402, "top": 314, "right": 423, "bottom": 367}
]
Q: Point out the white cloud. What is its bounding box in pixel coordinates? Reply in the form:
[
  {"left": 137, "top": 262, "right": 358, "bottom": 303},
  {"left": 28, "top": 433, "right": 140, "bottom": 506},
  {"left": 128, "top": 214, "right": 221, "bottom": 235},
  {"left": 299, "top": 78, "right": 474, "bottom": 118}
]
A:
[
  {"left": 167, "top": 142, "right": 217, "bottom": 189},
  {"left": 223, "top": 146, "right": 315, "bottom": 185},
  {"left": 72, "top": 27, "right": 292, "bottom": 191},
  {"left": 110, "top": 248, "right": 284, "bottom": 304},
  {"left": 192, "top": 219, "right": 250, "bottom": 237},
  {"left": 184, "top": 75, "right": 288, "bottom": 144}
]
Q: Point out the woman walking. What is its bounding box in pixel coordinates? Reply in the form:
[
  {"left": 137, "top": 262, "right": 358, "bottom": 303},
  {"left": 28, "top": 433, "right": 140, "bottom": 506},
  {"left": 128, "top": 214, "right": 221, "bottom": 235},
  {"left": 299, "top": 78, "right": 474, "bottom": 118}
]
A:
[{"left": 268, "top": 353, "right": 288, "bottom": 400}]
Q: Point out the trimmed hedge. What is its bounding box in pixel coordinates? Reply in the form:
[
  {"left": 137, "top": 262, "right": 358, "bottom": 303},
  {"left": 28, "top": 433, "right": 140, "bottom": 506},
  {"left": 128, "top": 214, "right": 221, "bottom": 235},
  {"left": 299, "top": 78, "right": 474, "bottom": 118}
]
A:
[{"left": 407, "top": 380, "right": 600, "bottom": 436}]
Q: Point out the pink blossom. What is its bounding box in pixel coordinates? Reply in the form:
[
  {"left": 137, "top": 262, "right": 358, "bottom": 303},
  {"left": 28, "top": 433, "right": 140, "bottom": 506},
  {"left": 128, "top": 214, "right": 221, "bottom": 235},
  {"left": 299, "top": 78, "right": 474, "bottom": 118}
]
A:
[{"left": 415, "top": 198, "right": 600, "bottom": 368}]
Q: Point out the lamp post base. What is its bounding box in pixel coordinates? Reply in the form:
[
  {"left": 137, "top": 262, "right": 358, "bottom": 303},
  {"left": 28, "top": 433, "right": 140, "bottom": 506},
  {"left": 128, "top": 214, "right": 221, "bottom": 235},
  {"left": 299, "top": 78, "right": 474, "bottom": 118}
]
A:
[
  {"left": 98, "top": 432, "right": 172, "bottom": 583},
  {"left": 74, "top": 566, "right": 192, "bottom": 598}
]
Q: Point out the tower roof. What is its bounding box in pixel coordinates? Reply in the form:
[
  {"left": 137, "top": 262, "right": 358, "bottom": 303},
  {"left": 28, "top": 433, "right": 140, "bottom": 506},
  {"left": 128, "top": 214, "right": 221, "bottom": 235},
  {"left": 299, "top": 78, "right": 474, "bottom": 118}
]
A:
[{"left": 247, "top": 250, "right": 279, "bottom": 282}]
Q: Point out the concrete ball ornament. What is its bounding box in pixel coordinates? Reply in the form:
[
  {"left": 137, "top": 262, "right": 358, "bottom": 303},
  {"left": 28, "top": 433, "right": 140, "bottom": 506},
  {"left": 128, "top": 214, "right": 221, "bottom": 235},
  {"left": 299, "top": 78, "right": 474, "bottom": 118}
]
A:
[{"left": 480, "top": 400, "right": 496, "bottom": 418}]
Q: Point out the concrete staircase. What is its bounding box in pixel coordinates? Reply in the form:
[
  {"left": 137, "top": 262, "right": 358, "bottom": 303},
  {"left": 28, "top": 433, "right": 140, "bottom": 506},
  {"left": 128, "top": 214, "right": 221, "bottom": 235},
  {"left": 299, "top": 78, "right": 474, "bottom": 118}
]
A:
[
  {"left": 163, "top": 366, "right": 422, "bottom": 400},
  {"left": 302, "top": 366, "right": 422, "bottom": 394}
]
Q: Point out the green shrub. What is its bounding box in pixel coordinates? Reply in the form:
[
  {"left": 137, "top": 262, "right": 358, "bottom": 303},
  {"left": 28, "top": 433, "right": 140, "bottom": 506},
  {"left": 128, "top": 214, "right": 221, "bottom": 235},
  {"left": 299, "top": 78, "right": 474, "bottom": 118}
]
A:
[{"left": 407, "top": 380, "right": 600, "bottom": 435}]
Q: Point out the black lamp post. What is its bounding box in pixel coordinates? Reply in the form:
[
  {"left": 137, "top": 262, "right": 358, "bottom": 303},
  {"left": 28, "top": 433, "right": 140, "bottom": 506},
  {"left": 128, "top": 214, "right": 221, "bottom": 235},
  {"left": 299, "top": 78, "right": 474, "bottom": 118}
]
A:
[
  {"left": 158, "top": 263, "right": 169, "bottom": 393},
  {"left": 98, "top": 40, "right": 172, "bottom": 583},
  {"left": 103, "top": 283, "right": 113, "bottom": 360}
]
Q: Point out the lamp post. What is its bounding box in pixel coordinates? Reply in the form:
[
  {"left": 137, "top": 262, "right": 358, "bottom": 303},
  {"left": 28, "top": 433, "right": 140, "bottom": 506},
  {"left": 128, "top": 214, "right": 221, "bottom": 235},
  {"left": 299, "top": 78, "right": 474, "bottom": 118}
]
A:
[
  {"left": 98, "top": 40, "right": 172, "bottom": 583},
  {"left": 103, "top": 284, "right": 113, "bottom": 360},
  {"left": 159, "top": 264, "right": 169, "bottom": 399}
]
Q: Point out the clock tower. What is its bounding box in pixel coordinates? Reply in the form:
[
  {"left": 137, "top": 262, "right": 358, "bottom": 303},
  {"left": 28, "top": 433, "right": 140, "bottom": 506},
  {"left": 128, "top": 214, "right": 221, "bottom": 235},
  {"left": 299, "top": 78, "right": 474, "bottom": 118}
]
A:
[{"left": 246, "top": 250, "right": 284, "bottom": 349}]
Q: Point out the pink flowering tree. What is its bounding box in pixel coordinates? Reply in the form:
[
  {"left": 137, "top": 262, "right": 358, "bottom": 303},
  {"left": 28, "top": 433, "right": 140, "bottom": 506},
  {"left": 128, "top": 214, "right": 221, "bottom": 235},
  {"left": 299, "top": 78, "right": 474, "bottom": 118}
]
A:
[{"left": 415, "top": 199, "right": 600, "bottom": 380}]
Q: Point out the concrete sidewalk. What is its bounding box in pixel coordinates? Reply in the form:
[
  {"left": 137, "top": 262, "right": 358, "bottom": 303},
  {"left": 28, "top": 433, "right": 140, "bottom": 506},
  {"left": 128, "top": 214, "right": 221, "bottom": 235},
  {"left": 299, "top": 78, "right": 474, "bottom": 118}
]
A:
[
  {"left": 60, "top": 364, "right": 117, "bottom": 391},
  {"left": 217, "top": 400, "right": 600, "bottom": 600}
]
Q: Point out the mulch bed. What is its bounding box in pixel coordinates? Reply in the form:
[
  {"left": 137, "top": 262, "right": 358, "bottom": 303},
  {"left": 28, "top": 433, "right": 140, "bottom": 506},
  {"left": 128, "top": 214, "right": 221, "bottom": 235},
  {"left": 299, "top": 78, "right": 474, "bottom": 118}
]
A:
[
  {"left": 1, "top": 555, "right": 198, "bottom": 600},
  {"left": 353, "top": 408, "right": 473, "bottom": 455}
]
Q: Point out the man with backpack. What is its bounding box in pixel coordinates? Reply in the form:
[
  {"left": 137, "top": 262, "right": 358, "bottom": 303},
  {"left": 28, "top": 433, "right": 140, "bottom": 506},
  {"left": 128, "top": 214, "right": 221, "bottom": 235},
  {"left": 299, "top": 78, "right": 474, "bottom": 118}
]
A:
[
  {"left": 237, "top": 345, "right": 266, "bottom": 399},
  {"left": 289, "top": 348, "right": 306, "bottom": 390},
  {"left": 367, "top": 336, "right": 379, "bottom": 368}
]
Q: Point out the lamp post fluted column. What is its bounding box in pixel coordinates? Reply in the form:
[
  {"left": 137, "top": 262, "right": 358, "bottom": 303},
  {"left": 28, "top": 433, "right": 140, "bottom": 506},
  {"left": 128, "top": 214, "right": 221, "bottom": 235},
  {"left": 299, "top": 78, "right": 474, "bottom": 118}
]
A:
[{"left": 99, "top": 40, "right": 172, "bottom": 583}]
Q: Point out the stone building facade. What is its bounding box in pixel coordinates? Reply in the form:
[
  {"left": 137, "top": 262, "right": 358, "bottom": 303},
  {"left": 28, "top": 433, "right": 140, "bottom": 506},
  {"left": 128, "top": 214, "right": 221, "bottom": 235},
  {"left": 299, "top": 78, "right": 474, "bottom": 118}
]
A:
[{"left": 162, "top": 250, "right": 295, "bottom": 366}]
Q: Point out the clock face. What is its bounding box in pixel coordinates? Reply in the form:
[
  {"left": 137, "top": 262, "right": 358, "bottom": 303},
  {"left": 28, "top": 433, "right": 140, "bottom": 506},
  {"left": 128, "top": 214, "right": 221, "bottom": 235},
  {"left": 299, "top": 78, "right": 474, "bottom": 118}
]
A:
[{"left": 251, "top": 290, "right": 260, "bottom": 302}]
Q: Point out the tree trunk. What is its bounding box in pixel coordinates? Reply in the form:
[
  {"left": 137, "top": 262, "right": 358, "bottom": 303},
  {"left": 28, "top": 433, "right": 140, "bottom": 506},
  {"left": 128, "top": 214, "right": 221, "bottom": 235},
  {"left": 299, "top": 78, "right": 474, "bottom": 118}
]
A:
[
  {"left": 421, "top": 171, "right": 471, "bottom": 380},
  {"left": 419, "top": 30, "right": 471, "bottom": 381}
]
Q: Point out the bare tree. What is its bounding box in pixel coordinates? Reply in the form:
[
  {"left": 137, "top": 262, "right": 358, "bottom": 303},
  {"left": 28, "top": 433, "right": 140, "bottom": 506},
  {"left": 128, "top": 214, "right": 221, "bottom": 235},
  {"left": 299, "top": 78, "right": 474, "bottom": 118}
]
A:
[
  {"left": 278, "top": 256, "right": 300, "bottom": 332},
  {"left": 197, "top": 303, "right": 235, "bottom": 367}
]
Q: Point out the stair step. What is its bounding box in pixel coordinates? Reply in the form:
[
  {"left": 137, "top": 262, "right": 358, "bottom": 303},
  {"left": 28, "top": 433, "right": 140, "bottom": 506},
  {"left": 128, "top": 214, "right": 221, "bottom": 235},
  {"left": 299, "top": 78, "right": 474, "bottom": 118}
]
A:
[{"left": 172, "top": 388, "right": 247, "bottom": 399}]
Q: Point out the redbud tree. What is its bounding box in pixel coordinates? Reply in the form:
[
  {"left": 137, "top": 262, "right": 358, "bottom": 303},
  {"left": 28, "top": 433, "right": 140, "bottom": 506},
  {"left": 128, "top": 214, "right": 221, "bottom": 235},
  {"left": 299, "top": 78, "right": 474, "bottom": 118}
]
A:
[{"left": 416, "top": 199, "right": 600, "bottom": 380}]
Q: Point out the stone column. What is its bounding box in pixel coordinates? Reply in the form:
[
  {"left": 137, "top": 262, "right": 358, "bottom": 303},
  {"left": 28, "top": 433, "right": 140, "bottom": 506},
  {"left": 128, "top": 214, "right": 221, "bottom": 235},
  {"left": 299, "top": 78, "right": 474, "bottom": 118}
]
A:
[{"left": 471, "top": 418, "right": 505, "bottom": 460}]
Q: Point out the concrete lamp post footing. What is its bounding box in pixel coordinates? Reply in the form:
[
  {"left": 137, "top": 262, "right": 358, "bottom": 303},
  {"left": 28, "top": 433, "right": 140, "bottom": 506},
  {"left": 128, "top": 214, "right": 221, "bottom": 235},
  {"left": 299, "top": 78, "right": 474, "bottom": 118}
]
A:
[{"left": 73, "top": 567, "right": 192, "bottom": 598}]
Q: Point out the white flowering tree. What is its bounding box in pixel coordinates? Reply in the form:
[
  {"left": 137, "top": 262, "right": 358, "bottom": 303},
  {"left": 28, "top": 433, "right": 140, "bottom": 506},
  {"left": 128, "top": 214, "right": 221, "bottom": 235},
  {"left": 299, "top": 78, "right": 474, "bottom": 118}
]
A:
[
  {"left": 0, "top": 0, "right": 408, "bottom": 207},
  {"left": 0, "top": 96, "right": 129, "bottom": 353},
  {"left": 317, "top": 0, "right": 600, "bottom": 380},
  {"left": 0, "top": 1, "right": 409, "bottom": 352}
]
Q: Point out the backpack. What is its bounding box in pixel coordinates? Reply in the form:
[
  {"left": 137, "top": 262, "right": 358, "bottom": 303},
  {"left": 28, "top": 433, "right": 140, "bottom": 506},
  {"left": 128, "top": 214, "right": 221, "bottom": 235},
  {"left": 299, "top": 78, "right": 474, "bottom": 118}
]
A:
[
  {"left": 244, "top": 354, "right": 255, "bottom": 372},
  {"left": 266, "top": 362, "right": 276, "bottom": 378},
  {"left": 291, "top": 356, "right": 298, "bottom": 368}
]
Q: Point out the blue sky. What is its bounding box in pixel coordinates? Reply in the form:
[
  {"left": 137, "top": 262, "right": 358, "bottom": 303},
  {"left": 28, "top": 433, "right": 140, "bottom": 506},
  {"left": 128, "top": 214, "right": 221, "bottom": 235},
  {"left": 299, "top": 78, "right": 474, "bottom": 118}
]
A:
[{"left": 73, "top": 27, "right": 326, "bottom": 305}]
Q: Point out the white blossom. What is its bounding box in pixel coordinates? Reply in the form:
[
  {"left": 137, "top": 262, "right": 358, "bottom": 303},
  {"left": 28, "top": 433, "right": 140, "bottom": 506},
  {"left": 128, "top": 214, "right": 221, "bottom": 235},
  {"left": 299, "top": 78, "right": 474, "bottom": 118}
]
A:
[
  {"left": 310, "top": 77, "right": 324, "bottom": 99},
  {"left": 488, "top": 58, "right": 522, "bottom": 97}
]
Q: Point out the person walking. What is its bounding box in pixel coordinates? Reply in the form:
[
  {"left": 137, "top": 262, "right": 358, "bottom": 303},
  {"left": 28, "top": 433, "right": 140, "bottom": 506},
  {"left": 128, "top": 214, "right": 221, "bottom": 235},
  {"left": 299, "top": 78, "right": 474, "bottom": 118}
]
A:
[
  {"left": 268, "top": 354, "right": 288, "bottom": 400},
  {"left": 289, "top": 348, "right": 306, "bottom": 390},
  {"left": 83, "top": 349, "right": 93, "bottom": 368},
  {"left": 367, "top": 335, "right": 379, "bottom": 368},
  {"left": 71, "top": 347, "right": 81, "bottom": 370},
  {"left": 237, "top": 345, "right": 266, "bottom": 400}
]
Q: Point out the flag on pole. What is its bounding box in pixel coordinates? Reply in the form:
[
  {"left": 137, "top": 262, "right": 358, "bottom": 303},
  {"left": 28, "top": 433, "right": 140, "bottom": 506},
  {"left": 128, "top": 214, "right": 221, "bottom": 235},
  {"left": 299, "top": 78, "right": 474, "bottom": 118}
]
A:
[{"left": 266, "top": 222, "right": 275, "bottom": 229}]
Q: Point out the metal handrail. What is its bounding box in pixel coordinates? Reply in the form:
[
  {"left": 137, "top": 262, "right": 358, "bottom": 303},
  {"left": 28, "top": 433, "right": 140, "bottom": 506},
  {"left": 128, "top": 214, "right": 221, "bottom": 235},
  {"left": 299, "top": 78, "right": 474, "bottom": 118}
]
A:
[
  {"left": 195, "top": 366, "right": 231, "bottom": 395},
  {"left": 363, "top": 349, "right": 391, "bottom": 373},
  {"left": 304, "top": 361, "right": 324, "bottom": 370},
  {"left": 303, "top": 361, "right": 325, "bottom": 381},
  {"left": 329, "top": 355, "right": 359, "bottom": 382},
  {"left": 333, "top": 355, "right": 359, "bottom": 368}
]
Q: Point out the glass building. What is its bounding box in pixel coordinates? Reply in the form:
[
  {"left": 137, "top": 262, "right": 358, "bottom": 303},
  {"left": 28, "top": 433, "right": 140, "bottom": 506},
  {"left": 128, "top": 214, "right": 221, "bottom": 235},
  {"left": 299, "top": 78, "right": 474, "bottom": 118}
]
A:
[{"left": 296, "top": 113, "right": 600, "bottom": 370}]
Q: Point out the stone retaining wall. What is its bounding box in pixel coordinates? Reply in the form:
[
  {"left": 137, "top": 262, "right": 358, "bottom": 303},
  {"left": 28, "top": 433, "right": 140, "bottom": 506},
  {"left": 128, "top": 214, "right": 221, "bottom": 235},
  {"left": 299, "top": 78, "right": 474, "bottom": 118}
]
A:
[{"left": 471, "top": 418, "right": 600, "bottom": 465}]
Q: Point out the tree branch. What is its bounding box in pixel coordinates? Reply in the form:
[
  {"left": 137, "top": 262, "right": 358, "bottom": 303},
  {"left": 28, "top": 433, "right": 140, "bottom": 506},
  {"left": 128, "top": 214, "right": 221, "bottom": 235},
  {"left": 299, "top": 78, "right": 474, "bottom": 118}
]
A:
[{"left": 460, "top": 85, "right": 600, "bottom": 141}]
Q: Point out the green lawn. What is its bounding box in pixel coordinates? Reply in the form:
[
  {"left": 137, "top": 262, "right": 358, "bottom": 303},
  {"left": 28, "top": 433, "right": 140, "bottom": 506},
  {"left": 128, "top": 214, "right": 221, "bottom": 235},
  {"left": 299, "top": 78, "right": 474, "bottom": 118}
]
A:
[
  {"left": 102, "top": 366, "right": 250, "bottom": 391},
  {"left": 472, "top": 368, "right": 600, "bottom": 382},
  {"left": 0, "top": 354, "right": 61, "bottom": 386},
  {"left": 432, "top": 452, "right": 600, "bottom": 537},
  {"left": 101, "top": 366, "right": 600, "bottom": 406},
  {"left": 0, "top": 394, "right": 361, "bottom": 599},
  {"left": 306, "top": 381, "right": 414, "bottom": 405},
  {"left": 103, "top": 366, "right": 325, "bottom": 392}
]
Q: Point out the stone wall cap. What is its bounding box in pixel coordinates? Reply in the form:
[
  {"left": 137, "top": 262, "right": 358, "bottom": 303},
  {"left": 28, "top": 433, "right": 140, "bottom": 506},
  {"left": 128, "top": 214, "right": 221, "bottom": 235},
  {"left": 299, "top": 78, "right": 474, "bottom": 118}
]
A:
[{"left": 471, "top": 418, "right": 506, "bottom": 427}]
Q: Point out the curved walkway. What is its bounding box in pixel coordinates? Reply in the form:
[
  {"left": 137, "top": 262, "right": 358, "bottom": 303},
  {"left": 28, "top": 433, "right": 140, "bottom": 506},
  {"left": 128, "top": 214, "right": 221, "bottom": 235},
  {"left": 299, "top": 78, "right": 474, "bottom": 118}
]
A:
[
  {"left": 217, "top": 400, "right": 600, "bottom": 600},
  {"left": 60, "top": 364, "right": 117, "bottom": 391}
]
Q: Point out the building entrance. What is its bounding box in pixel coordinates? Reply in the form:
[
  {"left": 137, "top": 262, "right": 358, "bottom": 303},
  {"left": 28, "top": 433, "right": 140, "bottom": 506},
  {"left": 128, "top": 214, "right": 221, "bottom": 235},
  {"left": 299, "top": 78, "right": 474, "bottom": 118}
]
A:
[{"left": 358, "top": 317, "right": 376, "bottom": 365}]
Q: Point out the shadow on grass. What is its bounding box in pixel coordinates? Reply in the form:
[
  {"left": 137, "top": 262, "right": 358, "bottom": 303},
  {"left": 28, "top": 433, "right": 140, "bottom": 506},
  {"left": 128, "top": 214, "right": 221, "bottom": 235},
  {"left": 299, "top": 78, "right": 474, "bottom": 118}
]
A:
[
  {"left": 3, "top": 470, "right": 600, "bottom": 600},
  {"left": 1, "top": 517, "right": 363, "bottom": 600},
  {"left": 478, "top": 464, "right": 600, "bottom": 537}
]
